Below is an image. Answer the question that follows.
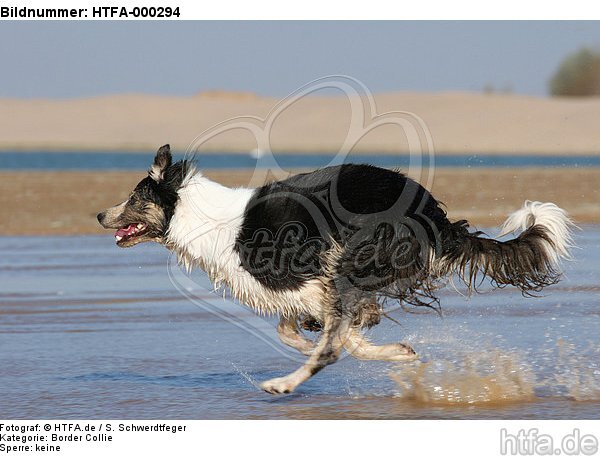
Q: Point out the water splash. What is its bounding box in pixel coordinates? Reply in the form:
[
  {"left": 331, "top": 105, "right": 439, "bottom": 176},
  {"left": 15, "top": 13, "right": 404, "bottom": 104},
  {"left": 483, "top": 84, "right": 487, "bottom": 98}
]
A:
[
  {"left": 230, "top": 362, "right": 262, "bottom": 390},
  {"left": 390, "top": 349, "right": 535, "bottom": 405},
  {"left": 551, "top": 339, "right": 600, "bottom": 401},
  {"left": 389, "top": 339, "right": 600, "bottom": 405}
]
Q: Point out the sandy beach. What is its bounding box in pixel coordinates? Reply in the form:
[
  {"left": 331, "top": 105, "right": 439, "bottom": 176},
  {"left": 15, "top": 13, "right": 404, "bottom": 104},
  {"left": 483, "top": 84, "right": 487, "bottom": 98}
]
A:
[
  {"left": 1, "top": 167, "right": 597, "bottom": 236},
  {"left": 3, "top": 91, "right": 600, "bottom": 154}
]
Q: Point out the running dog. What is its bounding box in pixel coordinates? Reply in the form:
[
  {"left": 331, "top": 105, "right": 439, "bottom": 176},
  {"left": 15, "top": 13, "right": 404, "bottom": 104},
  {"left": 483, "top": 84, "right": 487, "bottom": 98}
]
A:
[{"left": 97, "top": 145, "right": 574, "bottom": 394}]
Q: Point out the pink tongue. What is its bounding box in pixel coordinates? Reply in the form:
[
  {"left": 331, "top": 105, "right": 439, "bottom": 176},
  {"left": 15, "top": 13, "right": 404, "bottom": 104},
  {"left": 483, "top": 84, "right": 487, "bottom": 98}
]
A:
[{"left": 115, "top": 224, "right": 137, "bottom": 238}]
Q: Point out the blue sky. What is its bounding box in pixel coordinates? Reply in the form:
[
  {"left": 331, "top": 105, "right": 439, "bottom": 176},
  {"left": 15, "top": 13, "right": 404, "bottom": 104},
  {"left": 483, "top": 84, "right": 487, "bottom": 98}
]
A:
[{"left": 1, "top": 21, "right": 600, "bottom": 98}]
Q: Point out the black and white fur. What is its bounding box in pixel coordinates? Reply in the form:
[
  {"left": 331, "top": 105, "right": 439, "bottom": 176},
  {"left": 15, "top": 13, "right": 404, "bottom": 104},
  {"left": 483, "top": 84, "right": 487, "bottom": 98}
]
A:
[{"left": 98, "top": 145, "right": 575, "bottom": 394}]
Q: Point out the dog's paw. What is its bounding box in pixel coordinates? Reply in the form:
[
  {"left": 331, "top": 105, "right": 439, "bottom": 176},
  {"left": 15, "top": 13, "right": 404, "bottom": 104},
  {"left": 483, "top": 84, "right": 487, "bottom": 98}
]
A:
[
  {"left": 398, "top": 343, "right": 416, "bottom": 355},
  {"left": 260, "top": 377, "right": 297, "bottom": 394}
]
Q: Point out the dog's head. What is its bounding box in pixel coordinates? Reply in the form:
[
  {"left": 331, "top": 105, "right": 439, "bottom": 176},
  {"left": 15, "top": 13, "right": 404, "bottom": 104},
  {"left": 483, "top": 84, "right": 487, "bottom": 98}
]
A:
[{"left": 97, "top": 144, "right": 189, "bottom": 247}]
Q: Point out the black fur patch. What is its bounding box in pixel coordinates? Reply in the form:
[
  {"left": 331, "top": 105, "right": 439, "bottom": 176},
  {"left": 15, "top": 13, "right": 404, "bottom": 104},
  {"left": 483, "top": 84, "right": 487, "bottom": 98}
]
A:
[
  {"left": 149, "top": 160, "right": 189, "bottom": 228},
  {"left": 234, "top": 164, "right": 450, "bottom": 292}
]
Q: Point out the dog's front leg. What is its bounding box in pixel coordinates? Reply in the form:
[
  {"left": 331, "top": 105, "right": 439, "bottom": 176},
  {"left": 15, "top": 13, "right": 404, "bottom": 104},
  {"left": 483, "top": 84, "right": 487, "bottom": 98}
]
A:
[{"left": 261, "top": 315, "right": 346, "bottom": 394}]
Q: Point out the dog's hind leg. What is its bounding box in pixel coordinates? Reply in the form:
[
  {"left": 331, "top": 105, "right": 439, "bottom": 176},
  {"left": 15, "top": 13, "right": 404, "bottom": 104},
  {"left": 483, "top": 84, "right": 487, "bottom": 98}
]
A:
[
  {"left": 261, "top": 314, "right": 347, "bottom": 394},
  {"left": 343, "top": 328, "right": 418, "bottom": 362},
  {"left": 277, "top": 317, "right": 315, "bottom": 356},
  {"left": 260, "top": 242, "right": 372, "bottom": 394}
]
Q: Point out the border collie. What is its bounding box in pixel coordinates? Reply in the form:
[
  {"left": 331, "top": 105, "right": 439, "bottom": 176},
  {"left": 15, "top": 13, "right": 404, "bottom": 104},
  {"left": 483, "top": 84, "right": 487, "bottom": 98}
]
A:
[{"left": 97, "top": 145, "right": 574, "bottom": 394}]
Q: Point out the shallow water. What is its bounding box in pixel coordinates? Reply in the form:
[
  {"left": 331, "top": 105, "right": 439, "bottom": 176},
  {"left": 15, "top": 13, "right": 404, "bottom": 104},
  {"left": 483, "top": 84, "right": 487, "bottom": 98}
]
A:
[
  {"left": 0, "top": 229, "right": 599, "bottom": 419},
  {"left": 1, "top": 151, "right": 600, "bottom": 170}
]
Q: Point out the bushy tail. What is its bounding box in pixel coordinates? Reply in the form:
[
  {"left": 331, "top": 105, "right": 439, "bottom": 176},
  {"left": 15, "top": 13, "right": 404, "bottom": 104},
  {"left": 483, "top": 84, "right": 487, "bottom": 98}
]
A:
[{"left": 440, "top": 201, "right": 576, "bottom": 294}]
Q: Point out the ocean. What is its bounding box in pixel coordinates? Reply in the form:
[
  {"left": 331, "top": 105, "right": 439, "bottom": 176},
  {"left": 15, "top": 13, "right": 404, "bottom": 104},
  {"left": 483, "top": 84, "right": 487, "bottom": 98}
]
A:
[{"left": 1, "top": 151, "right": 600, "bottom": 171}]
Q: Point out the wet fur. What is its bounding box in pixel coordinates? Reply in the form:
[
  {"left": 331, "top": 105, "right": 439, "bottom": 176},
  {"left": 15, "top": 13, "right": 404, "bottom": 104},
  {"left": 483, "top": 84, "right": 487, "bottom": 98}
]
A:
[{"left": 98, "top": 145, "right": 575, "bottom": 394}]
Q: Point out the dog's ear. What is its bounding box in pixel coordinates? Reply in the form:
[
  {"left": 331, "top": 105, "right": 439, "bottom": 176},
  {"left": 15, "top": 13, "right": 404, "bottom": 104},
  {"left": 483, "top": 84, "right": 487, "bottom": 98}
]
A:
[{"left": 149, "top": 144, "right": 172, "bottom": 183}]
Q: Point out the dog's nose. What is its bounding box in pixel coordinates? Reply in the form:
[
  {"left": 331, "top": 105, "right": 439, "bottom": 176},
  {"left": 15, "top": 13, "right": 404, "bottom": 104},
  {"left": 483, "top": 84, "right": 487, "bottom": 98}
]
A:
[{"left": 97, "top": 212, "right": 106, "bottom": 225}]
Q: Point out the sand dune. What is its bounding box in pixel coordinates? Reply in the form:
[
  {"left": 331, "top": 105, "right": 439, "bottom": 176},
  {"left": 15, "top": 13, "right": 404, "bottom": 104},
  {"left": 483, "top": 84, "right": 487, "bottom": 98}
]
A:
[{"left": 2, "top": 91, "right": 600, "bottom": 154}]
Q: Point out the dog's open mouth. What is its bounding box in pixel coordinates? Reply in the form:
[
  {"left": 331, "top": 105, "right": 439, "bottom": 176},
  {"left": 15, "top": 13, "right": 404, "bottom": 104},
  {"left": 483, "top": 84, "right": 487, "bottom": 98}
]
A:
[{"left": 115, "top": 223, "right": 148, "bottom": 245}]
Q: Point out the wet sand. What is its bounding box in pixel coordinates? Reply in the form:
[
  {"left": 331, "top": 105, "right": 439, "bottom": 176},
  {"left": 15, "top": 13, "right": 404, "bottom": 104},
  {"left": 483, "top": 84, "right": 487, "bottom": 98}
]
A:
[{"left": 0, "top": 167, "right": 598, "bottom": 235}]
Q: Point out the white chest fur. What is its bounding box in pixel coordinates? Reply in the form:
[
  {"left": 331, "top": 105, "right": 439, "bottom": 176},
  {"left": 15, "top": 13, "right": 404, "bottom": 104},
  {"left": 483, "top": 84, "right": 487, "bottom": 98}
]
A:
[{"left": 166, "top": 173, "right": 324, "bottom": 318}]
